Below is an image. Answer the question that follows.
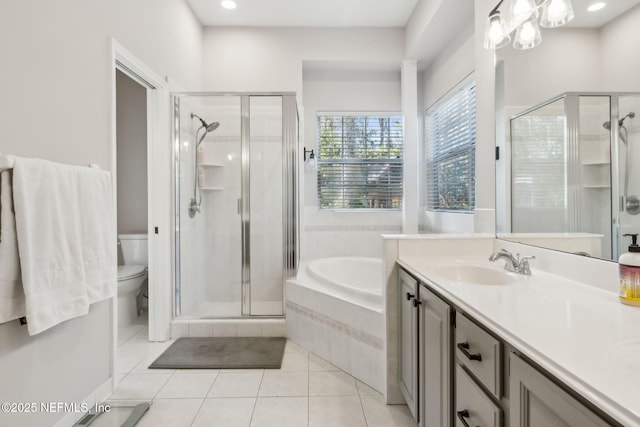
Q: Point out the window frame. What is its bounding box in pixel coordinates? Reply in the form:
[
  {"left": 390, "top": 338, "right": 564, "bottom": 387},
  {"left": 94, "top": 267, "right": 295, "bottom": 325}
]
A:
[
  {"left": 316, "top": 112, "right": 404, "bottom": 211},
  {"left": 425, "top": 78, "right": 477, "bottom": 213}
]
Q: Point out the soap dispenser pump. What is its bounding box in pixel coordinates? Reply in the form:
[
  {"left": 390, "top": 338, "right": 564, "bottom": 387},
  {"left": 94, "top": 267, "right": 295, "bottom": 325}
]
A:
[{"left": 619, "top": 233, "right": 640, "bottom": 306}]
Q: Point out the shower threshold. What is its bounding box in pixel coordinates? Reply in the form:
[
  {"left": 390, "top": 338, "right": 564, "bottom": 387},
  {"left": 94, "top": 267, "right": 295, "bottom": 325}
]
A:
[{"left": 170, "top": 316, "right": 286, "bottom": 339}]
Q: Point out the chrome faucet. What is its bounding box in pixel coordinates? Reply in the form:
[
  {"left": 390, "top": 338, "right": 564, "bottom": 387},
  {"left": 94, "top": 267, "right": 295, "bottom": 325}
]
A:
[{"left": 489, "top": 249, "right": 535, "bottom": 275}]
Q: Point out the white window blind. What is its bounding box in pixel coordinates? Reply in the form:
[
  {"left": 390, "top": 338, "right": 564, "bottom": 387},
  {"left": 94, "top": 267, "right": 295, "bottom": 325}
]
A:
[
  {"left": 425, "top": 81, "right": 476, "bottom": 212},
  {"left": 317, "top": 114, "right": 403, "bottom": 209},
  {"left": 511, "top": 115, "right": 566, "bottom": 209}
]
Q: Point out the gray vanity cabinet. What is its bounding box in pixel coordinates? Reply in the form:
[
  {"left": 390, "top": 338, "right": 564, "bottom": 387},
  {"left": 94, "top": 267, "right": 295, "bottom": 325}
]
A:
[
  {"left": 399, "top": 270, "right": 452, "bottom": 426},
  {"left": 418, "top": 284, "right": 451, "bottom": 427},
  {"left": 509, "top": 353, "right": 610, "bottom": 427},
  {"left": 456, "top": 365, "right": 502, "bottom": 427},
  {"left": 418, "top": 283, "right": 451, "bottom": 427},
  {"left": 399, "top": 269, "right": 419, "bottom": 420},
  {"left": 454, "top": 312, "right": 504, "bottom": 427},
  {"left": 398, "top": 266, "right": 616, "bottom": 427}
]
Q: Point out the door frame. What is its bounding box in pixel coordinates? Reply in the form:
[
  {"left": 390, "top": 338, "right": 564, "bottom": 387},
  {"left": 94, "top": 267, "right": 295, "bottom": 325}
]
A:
[{"left": 110, "top": 39, "right": 172, "bottom": 345}]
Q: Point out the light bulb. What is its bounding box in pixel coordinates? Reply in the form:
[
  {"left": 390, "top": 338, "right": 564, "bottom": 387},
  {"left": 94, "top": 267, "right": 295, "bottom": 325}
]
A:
[
  {"left": 484, "top": 13, "right": 511, "bottom": 49},
  {"left": 540, "top": 0, "right": 574, "bottom": 28},
  {"left": 521, "top": 22, "right": 535, "bottom": 42},
  {"left": 509, "top": 0, "right": 537, "bottom": 27},
  {"left": 305, "top": 156, "right": 317, "bottom": 172},
  {"left": 513, "top": 17, "right": 542, "bottom": 49}
]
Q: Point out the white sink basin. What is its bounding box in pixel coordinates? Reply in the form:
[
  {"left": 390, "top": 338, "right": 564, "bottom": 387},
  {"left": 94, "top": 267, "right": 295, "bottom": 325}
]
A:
[{"left": 434, "top": 264, "right": 518, "bottom": 285}]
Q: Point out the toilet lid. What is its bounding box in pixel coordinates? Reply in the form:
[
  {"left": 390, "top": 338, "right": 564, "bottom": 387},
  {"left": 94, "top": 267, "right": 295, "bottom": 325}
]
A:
[{"left": 118, "top": 265, "right": 147, "bottom": 281}]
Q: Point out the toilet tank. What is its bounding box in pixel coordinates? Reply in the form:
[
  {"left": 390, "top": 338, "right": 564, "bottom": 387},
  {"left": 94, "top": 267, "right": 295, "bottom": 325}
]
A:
[{"left": 118, "top": 234, "right": 148, "bottom": 266}]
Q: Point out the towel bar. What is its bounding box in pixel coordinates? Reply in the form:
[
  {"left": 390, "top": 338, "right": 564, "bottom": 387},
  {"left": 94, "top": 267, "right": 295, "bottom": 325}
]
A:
[
  {"left": 0, "top": 154, "right": 100, "bottom": 172},
  {"left": 0, "top": 153, "right": 15, "bottom": 172}
]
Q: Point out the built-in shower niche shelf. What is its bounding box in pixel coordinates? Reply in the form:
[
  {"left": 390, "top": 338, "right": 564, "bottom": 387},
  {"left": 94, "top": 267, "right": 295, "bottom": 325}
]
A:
[
  {"left": 197, "top": 160, "right": 224, "bottom": 190},
  {"left": 581, "top": 162, "right": 611, "bottom": 188},
  {"left": 581, "top": 161, "right": 610, "bottom": 166}
]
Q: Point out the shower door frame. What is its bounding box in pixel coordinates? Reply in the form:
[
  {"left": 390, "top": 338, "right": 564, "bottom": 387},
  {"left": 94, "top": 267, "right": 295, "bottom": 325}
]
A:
[
  {"left": 508, "top": 91, "right": 640, "bottom": 260},
  {"left": 172, "top": 92, "right": 299, "bottom": 319}
]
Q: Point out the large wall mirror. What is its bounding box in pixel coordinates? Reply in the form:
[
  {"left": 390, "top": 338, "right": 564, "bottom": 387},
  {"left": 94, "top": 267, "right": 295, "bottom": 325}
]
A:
[{"left": 495, "top": 0, "right": 640, "bottom": 261}]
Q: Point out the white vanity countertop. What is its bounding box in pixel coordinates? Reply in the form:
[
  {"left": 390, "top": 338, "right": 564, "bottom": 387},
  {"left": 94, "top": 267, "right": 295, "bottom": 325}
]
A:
[{"left": 397, "top": 255, "right": 640, "bottom": 426}]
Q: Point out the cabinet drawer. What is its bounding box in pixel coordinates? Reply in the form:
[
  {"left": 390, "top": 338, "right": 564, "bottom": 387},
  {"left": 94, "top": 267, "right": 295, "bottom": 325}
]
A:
[
  {"left": 455, "top": 313, "right": 502, "bottom": 399},
  {"left": 455, "top": 365, "right": 502, "bottom": 427}
]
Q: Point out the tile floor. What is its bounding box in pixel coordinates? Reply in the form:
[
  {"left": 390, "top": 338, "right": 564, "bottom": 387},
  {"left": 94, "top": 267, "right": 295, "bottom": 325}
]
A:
[{"left": 110, "top": 317, "right": 415, "bottom": 427}]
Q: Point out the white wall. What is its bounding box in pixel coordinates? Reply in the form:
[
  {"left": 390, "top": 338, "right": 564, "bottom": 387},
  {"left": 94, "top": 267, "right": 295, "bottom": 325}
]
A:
[
  {"left": 116, "top": 70, "right": 148, "bottom": 235},
  {"left": 423, "top": 36, "right": 475, "bottom": 109},
  {"left": 302, "top": 69, "right": 404, "bottom": 259},
  {"left": 202, "top": 27, "right": 406, "bottom": 260},
  {"left": 0, "top": 0, "right": 203, "bottom": 166},
  {"left": 202, "top": 27, "right": 405, "bottom": 94},
  {"left": 498, "top": 28, "right": 601, "bottom": 109},
  {"left": 599, "top": 4, "right": 640, "bottom": 92},
  {"left": 496, "top": 4, "right": 640, "bottom": 115},
  {"left": 404, "top": 0, "right": 474, "bottom": 67},
  {"left": 0, "top": 1, "right": 203, "bottom": 425}
]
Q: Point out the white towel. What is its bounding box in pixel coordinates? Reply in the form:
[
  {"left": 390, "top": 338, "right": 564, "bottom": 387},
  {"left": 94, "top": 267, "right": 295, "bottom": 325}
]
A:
[
  {"left": 0, "top": 170, "right": 26, "bottom": 322},
  {"left": 12, "top": 157, "right": 117, "bottom": 335}
]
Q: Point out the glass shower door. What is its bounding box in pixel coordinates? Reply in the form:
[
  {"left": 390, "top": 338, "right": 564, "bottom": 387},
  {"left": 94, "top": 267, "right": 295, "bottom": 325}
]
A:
[
  {"left": 248, "top": 96, "right": 284, "bottom": 316},
  {"left": 175, "top": 93, "right": 297, "bottom": 319},
  {"left": 176, "top": 95, "right": 243, "bottom": 318}
]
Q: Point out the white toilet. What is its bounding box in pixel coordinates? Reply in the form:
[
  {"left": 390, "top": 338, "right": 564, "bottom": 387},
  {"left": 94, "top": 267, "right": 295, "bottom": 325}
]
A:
[{"left": 117, "top": 234, "right": 148, "bottom": 326}]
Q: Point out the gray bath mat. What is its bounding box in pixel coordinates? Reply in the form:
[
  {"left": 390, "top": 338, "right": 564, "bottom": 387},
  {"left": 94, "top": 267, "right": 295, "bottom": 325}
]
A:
[{"left": 149, "top": 337, "right": 286, "bottom": 369}]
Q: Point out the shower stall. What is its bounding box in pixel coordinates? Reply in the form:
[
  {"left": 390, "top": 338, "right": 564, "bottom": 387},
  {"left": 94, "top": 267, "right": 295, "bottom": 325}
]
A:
[
  {"left": 173, "top": 93, "right": 298, "bottom": 319},
  {"left": 508, "top": 92, "right": 640, "bottom": 260}
]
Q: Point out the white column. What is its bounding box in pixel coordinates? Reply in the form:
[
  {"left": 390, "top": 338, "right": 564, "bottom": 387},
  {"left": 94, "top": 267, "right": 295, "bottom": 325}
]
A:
[
  {"left": 474, "top": 0, "right": 497, "bottom": 234},
  {"left": 402, "top": 60, "right": 419, "bottom": 234}
]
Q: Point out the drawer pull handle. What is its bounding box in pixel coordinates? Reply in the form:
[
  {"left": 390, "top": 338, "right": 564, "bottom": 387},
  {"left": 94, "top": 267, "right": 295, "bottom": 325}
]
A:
[
  {"left": 406, "top": 292, "right": 415, "bottom": 301},
  {"left": 457, "top": 409, "right": 473, "bottom": 427},
  {"left": 457, "top": 342, "right": 482, "bottom": 361},
  {"left": 412, "top": 298, "right": 422, "bottom": 308}
]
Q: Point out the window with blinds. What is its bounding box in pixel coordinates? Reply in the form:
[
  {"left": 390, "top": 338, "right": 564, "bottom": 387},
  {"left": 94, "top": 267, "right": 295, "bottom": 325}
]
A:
[
  {"left": 425, "top": 81, "right": 476, "bottom": 212},
  {"left": 317, "top": 114, "right": 403, "bottom": 209},
  {"left": 511, "top": 115, "right": 566, "bottom": 209}
]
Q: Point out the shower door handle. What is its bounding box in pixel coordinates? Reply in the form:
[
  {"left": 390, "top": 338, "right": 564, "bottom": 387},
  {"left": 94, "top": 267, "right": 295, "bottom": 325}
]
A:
[{"left": 237, "top": 198, "right": 242, "bottom": 214}]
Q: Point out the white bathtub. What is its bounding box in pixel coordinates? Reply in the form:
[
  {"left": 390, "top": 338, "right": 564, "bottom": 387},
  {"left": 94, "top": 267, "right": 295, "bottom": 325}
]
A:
[
  {"left": 286, "top": 257, "right": 385, "bottom": 393},
  {"left": 300, "top": 257, "right": 383, "bottom": 310}
]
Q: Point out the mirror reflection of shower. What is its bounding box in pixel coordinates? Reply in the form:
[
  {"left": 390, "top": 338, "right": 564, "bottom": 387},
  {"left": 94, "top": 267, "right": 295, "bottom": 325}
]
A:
[
  {"left": 603, "top": 112, "right": 638, "bottom": 215},
  {"left": 189, "top": 113, "right": 220, "bottom": 218}
]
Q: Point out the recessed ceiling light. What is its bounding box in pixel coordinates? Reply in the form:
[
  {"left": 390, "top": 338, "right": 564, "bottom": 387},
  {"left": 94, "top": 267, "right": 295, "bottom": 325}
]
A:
[
  {"left": 221, "top": 0, "right": 236, "bottom": 10},
  {"left": 587, "top": 2, "right": 606, "bottom": 12}
]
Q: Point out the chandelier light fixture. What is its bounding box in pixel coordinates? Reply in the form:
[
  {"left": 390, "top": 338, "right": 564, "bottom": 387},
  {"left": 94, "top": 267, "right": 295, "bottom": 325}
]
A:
[{"left": 483, "top": 0, "right": 574, "bottom": 50}]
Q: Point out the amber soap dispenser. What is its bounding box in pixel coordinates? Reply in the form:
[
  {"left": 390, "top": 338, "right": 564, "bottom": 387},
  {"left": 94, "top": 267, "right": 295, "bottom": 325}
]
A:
[{"left": 619, "top": 233, "right": 640, "bottom": 306}]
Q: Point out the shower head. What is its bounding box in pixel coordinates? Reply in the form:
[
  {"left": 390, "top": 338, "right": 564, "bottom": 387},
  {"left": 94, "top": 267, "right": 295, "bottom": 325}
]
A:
[
  {"left": 190, "top": 113, "right": 220, "bottom": 133},
  {"left": 620, "top": 112, "right": 635, "bottom": 126},
  {"left": 603, "top": 111, "right": 635, "bottom": 130},
  {"left": 190, "top": 113, "right": 207, "bottom": 129}
]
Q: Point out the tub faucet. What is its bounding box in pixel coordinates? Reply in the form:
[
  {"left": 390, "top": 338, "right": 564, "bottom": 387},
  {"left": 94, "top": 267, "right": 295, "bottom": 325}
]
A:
[{"left": 489, "top": 249, "right": 535, "bottom": 275}]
